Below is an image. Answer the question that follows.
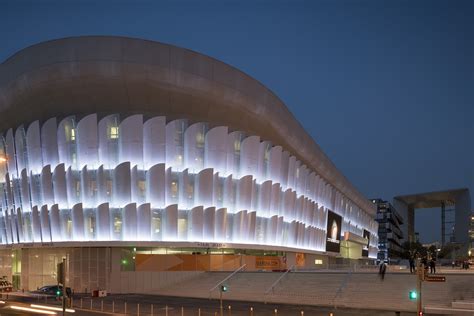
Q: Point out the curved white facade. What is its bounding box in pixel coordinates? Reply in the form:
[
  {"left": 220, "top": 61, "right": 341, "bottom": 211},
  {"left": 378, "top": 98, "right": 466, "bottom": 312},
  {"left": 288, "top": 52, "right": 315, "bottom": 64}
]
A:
[{"left": 0, "top": 113, "right": 378, "bottom": 256}]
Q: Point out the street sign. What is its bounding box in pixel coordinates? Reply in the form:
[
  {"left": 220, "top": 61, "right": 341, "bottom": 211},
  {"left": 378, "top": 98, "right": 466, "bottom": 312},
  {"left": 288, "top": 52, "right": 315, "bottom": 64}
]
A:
[{"left": 424, "top": 275, "right": 446, "bottom": 282}]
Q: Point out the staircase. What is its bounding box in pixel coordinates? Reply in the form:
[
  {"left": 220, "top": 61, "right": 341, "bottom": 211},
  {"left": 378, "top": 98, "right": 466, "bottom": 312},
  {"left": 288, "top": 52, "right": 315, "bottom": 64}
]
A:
[{"left": 143, "top": 271, "right": 474, "bottom": 312}]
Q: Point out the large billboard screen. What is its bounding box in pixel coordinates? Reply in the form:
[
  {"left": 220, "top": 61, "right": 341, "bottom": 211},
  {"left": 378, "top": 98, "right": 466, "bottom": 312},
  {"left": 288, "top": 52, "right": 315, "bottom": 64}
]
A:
[
  {"left": 362, "top": 229, "right": 370, "bottom": 257},
  {"left": 325, "top": 210, "right": 342, "bottom": 253}
]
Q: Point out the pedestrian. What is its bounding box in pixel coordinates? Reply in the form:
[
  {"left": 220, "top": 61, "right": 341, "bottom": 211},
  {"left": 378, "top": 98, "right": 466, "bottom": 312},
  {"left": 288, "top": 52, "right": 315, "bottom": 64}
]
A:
[
  {"left": 429, "top": 258, "right": 436, "bottom": 274},
  {"left": 463, "top": 260, "right": 470, "bottom": 270},
  {"left": 379, "top": 261, "right": 387, "bottom": 280},
  {"left": 409, "top": 257, "right": 416, "bottom": 274}
]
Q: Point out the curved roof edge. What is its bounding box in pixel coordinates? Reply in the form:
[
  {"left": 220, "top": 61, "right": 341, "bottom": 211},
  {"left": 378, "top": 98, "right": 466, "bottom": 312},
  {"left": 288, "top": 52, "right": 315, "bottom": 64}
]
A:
[{"left": 0, "top": 36, "right": 376, "bottom": 216}]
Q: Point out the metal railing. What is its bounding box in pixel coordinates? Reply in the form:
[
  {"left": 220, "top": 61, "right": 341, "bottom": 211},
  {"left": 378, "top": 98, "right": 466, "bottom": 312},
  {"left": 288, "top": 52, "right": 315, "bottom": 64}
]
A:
[
  {"left": 333, "top": 268, "right": 353, "bottom": 308},
  {"left": 208, "top": 264, "right": 246, "bottom": 299},
  {"left": 264, "top": 265, "right": 295, "bottom": 303},
  {"left": 0, "top": 292, "right": 328, "bottom": 316}
]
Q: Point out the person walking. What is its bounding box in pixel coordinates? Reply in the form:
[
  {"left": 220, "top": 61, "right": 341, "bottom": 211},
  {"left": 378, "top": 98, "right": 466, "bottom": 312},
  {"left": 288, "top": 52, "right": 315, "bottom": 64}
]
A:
[
  {"left": 409, "top": 257, "right": 416, "bottom": 274},
  {"left": 379, "top": 261, "right": 387, "bottom": 280},
  {"left": 429, "top": 258, "right": 436, "bottom": 274}
]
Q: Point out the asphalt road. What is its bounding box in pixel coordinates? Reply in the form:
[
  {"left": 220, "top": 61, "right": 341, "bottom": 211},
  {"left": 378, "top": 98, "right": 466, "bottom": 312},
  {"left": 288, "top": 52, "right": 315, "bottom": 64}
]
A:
[{"left": 0, "top": 292, "right": 416, "bottom": 316}]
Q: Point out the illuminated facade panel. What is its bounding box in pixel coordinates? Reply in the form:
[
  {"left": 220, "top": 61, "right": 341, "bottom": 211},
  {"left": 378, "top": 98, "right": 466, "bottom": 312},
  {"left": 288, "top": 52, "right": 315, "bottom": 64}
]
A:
[{"left": 0, "top": 113, "right": 378, "bottom": 257}]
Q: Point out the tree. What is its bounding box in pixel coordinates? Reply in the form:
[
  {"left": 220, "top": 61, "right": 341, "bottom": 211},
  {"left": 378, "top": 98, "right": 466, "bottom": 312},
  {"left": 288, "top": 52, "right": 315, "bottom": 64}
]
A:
[
  {"left": 428, "top": 245, "right": 438, "bottom": 259},
  {"left": 401, "top": 241, "right": 427, "bottom": 259},
  {"left": 437, "top": 243, "right": 461, "bottom": 259}
]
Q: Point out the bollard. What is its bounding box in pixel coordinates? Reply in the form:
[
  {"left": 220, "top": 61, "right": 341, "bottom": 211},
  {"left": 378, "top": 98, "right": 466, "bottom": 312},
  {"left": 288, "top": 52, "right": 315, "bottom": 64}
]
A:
[
  {"left": 90, "top": 298, "right": 93, "bottom": 310},
  {"left": 151, "top": 304, "right": 153, "bottom": 316},
  {"left": 125, "top": 302, "right": 127, "bottom": 314},
  {"left": 274, "top": 308, "right": 278, "bottom": 315},
  {"left": 228, "top": 305, "right": 231, "bottom": 316},
  {"left": 101, "top": 300, "right": 104, "bottom": 311},
  {"left": 330, "top": 313, "right": 334, "bottom": 316},
  {"left": 301, "top": 311, "right": 304, "bottom": 316},
  {"left": 80, "top": 297, "right": 83, "bottom": 309},
  {"left": 198, "top": 307, "right": 201, "bottom": 316},
  {"left": 250, "top": 307, "right": 253, "bottom": 316},
  {"left": 112, "top": 301, "right": 115, "bottom": 313},
  {"left": 45, "top": 295, "right": 47, "bottom": 303},
  {"left": 181, "top": 306, "right": 184, "bottom": 316},
  {"left": 137, "top": 303, "right": 140, "bottom": 316},
  {"left": 165, "top": 305, "right": 168, "bottom": 316},
  {"left": 70, "top": 297, "right": 73, "bottom": 308}
]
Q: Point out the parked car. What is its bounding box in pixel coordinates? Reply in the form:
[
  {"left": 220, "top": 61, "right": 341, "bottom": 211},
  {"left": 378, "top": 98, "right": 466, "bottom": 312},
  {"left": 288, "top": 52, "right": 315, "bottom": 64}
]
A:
[{"left": 35, "top": 285, "right": 71, "bottom": 296}]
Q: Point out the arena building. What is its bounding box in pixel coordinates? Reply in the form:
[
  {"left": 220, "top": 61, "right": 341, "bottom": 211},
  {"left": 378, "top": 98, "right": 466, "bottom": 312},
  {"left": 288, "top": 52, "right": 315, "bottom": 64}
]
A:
[{"left": 0, "top": 37, "right": 378, "bottom": 292}]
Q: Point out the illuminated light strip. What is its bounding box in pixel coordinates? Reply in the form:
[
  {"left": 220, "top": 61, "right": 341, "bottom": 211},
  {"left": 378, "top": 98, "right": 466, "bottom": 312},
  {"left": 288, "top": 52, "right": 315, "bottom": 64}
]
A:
[
  {"left": 10, "top": 305, "right": 57, "bottom": 314},
  {"left": 31, "top": 304, "right": 76, "bottom": 313},
  {"left": 0, "top": 300, "right": 5, "bottom": 304}
]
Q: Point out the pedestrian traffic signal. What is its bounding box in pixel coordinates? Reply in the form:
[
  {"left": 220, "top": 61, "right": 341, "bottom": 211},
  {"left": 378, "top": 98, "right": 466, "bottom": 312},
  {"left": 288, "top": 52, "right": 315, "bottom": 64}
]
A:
[
  {"left": 409, "top": 290, "right": 417, "bottom": 300},
  {"left": 56, "top": 290, "right": 61, "bottom": 296}
]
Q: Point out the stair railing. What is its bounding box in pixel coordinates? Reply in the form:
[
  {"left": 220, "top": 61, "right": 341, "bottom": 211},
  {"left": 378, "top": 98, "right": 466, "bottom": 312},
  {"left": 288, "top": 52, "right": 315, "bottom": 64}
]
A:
[
  {"left": 208, "top": 264, "right": 247, "bottom": 299},
  {"left": 263, "top": 265, "right": 295, "bottom": 303}
]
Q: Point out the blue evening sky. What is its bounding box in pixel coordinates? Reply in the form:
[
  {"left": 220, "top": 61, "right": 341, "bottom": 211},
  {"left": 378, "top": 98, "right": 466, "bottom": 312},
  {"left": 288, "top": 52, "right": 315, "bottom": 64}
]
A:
[{"left": 0, "top": 0, "right": 472, "bottom": 243}]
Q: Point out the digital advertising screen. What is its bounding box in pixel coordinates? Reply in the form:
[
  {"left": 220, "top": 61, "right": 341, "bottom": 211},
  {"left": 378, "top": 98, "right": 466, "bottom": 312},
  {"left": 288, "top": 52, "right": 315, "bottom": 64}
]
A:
[
  {"left": 362, "top": 229, "right": 370, "bottom": 257},
  {"left": 325, "top": 210, "right": 342, "bottom": 253}
]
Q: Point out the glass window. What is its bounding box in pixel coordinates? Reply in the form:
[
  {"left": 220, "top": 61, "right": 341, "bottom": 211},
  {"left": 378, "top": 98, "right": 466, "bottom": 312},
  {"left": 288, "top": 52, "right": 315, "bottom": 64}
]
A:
[
  {"left": 114, "top": 216, "right": 122, "bottom": 234},
  {"left": 109, "top": 126, "right": 119, "bottom": 139},
  {"left": 234, "top": 139, "right": 241, "bottom": 153},
  {"left": 196, "top": 132, "right": 205, "bottom": 149},
  {"left": 171, "top": 181, "right": 178, "bottom": 198},
  {"left": 106, "top": 180, "right": 112, "bottom": 196},
  {"left": 110, "top": 208, "right": 123, "bottom": 240},
  {"left": 90, "top": 180, "right": 97, "bottom": 197},
  {"left": 138, "top": 180, "right": 146, "bottom": 197},
  {"left": 66, "top": 219, "right": 72, "bottom": 237},
  {"left": 151, "top": 210, "right": 162, "bottom": 241},
  {"left": 84, "top": 209, "right": 96, "bottom": 240},
  {"left": 186, "top": 178, "right": 194, "bottom": 199},
  {"left": 89, "top": 216, "right": 95, "bottom": 234},
  {"left": 178, "top": 215, "right": 187, "bottom": 240},
  {"left": 75, "top": 180, "right": 81, "bottom": 198}
]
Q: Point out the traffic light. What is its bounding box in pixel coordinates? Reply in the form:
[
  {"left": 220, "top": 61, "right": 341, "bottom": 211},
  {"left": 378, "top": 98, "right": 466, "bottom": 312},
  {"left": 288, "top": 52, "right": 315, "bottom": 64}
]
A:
[
  {"left": 409, "top": 290, "right": 417, "bottom": 300},
  {"left": 56, "top": 289, "right": 61, "bottom": 296},
  {"left": 220, "top": 285, "right": 228, "bottom": 292}
]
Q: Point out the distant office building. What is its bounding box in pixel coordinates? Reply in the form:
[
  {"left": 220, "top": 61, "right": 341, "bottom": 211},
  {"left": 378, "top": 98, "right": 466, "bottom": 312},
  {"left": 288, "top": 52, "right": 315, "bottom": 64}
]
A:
[
  {"left": 394, "top": 189, "right": 471, "bottom": 248},
  {"left": 372, "top": 199, "right": 404, "bottom": 261}
]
